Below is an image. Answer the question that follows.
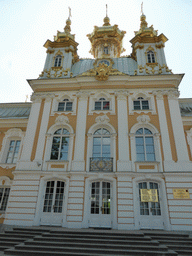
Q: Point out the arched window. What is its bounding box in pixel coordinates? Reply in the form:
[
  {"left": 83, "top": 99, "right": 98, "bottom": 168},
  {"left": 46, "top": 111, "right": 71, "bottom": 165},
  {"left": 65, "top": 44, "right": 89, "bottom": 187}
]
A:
[
  {"left": 133, "top": 97, "right": 149, "bottom": 110},
  {"left": 50, "top": 128, "right": 70, "bottom": 161},
  {"left": 54, "top": 55, "right": 62, "bottom": 67},
  {"left": 58, "top": 99, "right": 73, "bottom": 111},
  {"left": 103, "top": 47, "right": 109, "bottom": 54},
  {"left": 135, "top": 128, "right": 155, "bottom": 161},
  {"left": 92, "top": 128, "right": 111, "bottom": 158},
  {"left": 95, "top": 98, "right": 110, "bottom": 110},
  {"left": 147, "top": 51, "right": 155, "bottom": 63}
]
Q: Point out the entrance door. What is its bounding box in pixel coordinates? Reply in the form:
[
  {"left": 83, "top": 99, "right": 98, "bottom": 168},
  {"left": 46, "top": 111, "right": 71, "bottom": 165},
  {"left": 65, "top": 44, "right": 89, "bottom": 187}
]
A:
[
  {"left": 89, "top": 181, "right": 112, "bottom": 228},
  {"left": 138, "top": 182, "right": 164, "bottom": 229},
  {"left": 41, "top": 180, "right": 65, "bottom": 226}
]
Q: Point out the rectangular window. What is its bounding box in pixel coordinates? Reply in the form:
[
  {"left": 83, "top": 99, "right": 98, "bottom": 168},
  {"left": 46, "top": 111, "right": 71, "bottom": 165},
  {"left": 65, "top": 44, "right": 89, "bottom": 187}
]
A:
[
  {"left": 58, "top": 102, "right": 72, "bottom": 111},
  {"left": 6, "top": 140, "right": 21, "bottom": 164},
  {"left": 0, "top": 187, "right": 10, "bottom": 211}
]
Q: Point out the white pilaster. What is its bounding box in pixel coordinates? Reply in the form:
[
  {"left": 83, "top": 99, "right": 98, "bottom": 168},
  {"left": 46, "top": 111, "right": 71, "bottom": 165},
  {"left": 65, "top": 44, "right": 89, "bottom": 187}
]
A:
[
  {"left": 154, "top": 91, "right": 173, "bottom": 165},
  {"left": 19, "top": 94, "right": 42, "bottom": 163},
  {"left": 167, "top": 91, "right": 189, "bottom": 162},
  {"left": 116, "top": 91, "right": 131, "bottom": 171},
  {"left": 34, "top": 94, "right": 54, "bottom": 165},
  {"left": 72, "top": 92, "right": 89, "bottom": 171}
]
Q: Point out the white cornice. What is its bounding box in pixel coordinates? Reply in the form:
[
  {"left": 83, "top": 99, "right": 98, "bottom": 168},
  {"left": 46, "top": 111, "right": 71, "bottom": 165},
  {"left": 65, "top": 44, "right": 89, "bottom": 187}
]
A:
[
  {"left": 0, "top": 119, "right": 28, "bottom": 127},
  {"left": 27, "top": 74, "right": 184, "bottom": 92}
]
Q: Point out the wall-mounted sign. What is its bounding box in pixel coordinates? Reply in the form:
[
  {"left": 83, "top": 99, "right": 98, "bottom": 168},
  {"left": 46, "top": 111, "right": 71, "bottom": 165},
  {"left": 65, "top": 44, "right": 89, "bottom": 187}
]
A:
[
  {"left": 140, "top": 189, "right": 158, "bottom": 202},
  {"left": 173, "top": 189, "right": 190, "bottom": 199}
]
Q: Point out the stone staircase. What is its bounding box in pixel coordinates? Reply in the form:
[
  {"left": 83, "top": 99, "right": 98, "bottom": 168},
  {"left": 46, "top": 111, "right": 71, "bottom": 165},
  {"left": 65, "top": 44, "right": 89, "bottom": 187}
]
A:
[{"left": 0, "top": 227, "right": 191, "bottom": 255}]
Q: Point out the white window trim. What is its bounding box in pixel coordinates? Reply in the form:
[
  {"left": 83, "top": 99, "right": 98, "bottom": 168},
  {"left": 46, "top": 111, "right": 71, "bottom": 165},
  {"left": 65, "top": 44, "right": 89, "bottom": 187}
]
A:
[
  {"left": 0, "top": 128, "right": 25, "bottom": 168},
  {"left": 88, "top": 91, "right": 115, "bottom": 115},
  {"left": 86, "top": 118, "right": 117, "bottom": 172},
  {"left": 130, "top": 120, "right": 162, "bottom": 172},
  {"left": 43, "top": 122, "right": 74, "bottom": 172},
  {"left": 51, "top": 93, "right": 77, "bottom": 116},
  {"left": 129, "top": 92, "right": 156, "bottom": 115}
]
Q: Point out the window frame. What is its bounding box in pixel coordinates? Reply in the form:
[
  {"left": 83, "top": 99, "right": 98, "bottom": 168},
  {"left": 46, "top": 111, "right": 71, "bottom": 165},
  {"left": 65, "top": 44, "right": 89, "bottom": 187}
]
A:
[
  {"left": 133, "top": 97, "right": 149, "bottom": 111},
  {"left": 94, "top": 98, "right": 110, "bottom": 111},
  {"left": 50, "top": 128, "right": 70, "bottom": 161},
  {"left": 0, "top": 186, "right": 10, "bottom": 212},
  {"left": 147, "top": 51, "right": 156, "bottom": 64},
  {"left": 54, "top": 55, "right": 62, "bottom": 67},
  {"left": 58, "top": 99, "right": 73, "bottom": 112},
  {"left": 92, "top": 128, "right": 111, "bottom": 158},
  {"left": 103, "top": 47, "right": 109, "bottom": 55},
  {"left": 0, "top": 128, "right": 24, "bottom": 168},
  {"left": 6, "top": 140, "right": 21, "bottom": 164},
  {"left": 135, "top": 128, "right": 156, "bottom": 162},
  {"left": 130, "top": 121, "right": 163, "bottom": 172},
  {"left": 129, "top": 92, "right": 156, "bottom": 115}
]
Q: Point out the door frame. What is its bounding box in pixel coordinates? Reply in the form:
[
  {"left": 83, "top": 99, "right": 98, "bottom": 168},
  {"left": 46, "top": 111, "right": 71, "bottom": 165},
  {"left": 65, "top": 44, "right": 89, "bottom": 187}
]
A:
[
  {"left": 82, "top": 175, "right": 117, "bottom": 229},
  {"left": 33, "top": 175, "right": 69, "bottom": 227},
  {"left": 133, "top": 175, "right": 171, "bottom": 230}
]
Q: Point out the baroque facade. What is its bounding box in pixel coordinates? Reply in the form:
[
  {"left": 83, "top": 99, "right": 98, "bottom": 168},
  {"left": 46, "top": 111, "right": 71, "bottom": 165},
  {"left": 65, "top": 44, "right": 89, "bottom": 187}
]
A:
[{"left": 0, "top": 11, "right": 192, "bottom": 231}]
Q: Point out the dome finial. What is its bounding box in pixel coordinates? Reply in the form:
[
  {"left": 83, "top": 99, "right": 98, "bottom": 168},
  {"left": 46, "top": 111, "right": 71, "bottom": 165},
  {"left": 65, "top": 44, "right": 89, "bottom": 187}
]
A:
[
  {"left": 64, "top": 7, "right": 72, "bottom": 33},
  {"left": 103, "top": 4, "right": 110, "bottom": 26},
  {"left": 141, "top": 2, "right": 144, "bottom": 15},
  {"left": 140, "top": 2, "right": 148, "bottom": 29}
]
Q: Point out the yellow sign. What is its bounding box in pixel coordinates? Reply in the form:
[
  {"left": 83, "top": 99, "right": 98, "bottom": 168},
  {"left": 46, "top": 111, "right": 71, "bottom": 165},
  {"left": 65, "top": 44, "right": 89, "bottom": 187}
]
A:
[
  {"left": 140, "top": 189, "right": 158, "bottom": 202},
  {"left": 173, "top": 189, "right": 190, "bottom": 199}
]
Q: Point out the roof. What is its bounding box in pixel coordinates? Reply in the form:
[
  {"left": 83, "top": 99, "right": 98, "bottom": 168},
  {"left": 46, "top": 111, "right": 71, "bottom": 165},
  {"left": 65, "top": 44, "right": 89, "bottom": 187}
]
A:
[
  {"left": 0, "top": 103, "right": 31, "bottom": 119},
  {"left": 71, "top": 57, "right": 137, "bottom": 77},
  {"left": 179, "top": 99, "right": 192, "bottom": 117}
]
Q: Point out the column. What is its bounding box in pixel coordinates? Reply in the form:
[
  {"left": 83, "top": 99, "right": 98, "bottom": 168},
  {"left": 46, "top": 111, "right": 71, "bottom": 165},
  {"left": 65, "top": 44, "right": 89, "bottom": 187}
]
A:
[
  {"left": 34, "top": 94, "right": 54, "bottom": 164},
  {"left": 17, "top": 94, "right": 42, "bottom": 169},
  {"left": 154, "top": 91, "right": 173, "bottom": 163},
  {"left": 167, "top": 91, "right": 189, "bottom": 162},
  {"left": 72, "top": 91, "right": 89, "bottom": 171},
  {"left": 116, "top": 90, "right": 131, "bottom": 171}
]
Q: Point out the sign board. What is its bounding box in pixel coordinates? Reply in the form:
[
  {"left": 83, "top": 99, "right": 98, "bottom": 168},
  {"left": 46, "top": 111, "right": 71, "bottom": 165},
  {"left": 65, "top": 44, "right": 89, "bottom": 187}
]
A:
[
  {"left": 173, "top": 189, "right": 190, "bottom": 199},
  {"left": 140, "top": 189, "right": 158, "bottom": 202}
]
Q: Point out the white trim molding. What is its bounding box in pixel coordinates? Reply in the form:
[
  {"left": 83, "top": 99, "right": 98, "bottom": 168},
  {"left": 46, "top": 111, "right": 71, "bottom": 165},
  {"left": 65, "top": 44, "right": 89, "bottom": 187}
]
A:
[{"left": 88, "top": 91, "right": 115, "bottom": 115}]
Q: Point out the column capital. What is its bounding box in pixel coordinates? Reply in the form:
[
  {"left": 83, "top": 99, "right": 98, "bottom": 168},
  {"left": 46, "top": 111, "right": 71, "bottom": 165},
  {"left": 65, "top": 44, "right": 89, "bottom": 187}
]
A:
[
  {"left": 152, "top": 90, "right": 164, "bottom": 100},
  {"left": 30, "top": 93, "right": 42, "bottom": 103},
  {"left": 115, "top": 90, "right": 129, "bottom": 100},
  {"left": 166, "top": 90, "right": 180, "bottom": 100},
  {"left": 77, "top": 91, "right": 90, "bottom": 100}
]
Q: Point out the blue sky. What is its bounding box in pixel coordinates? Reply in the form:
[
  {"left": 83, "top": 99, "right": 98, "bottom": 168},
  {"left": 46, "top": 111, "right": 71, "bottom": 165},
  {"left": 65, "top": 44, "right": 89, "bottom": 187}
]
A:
[{"left": 0, "top": 0, "right": 192, "bottom": 103}]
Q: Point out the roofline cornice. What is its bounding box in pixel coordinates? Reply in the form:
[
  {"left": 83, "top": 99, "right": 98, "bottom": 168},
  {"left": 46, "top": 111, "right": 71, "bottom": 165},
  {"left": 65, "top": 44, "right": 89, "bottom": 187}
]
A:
[{"left": 27, "top": 74, "right": 184, "bottom": 92}]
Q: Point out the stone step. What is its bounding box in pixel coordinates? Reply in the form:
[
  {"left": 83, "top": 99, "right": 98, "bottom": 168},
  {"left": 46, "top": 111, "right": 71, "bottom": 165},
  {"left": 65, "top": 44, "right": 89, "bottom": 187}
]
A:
[
  {"left": 24, "top": 239, "right": 161, "bottom": 250},
  {"left": 149, "top": 235, "right": 192, "bottom": 241},
  {"left": 4, "top": 247, "right": 178, "bottom": 256},
  {"left": 159, "top": 240, "right": 192, "bottom": 245},
  {"left": 49, "top": 230, "right": 145, "bottom": 236},
  {"left": 41, "top": 232, "right": 150, "bottom": 240},
  {"left": 144, "top": 232, "right": 189, "bottom": 238},
  {"left": 33, "top": 235, "right": 156, "bottom": 245},
  {"left": 4, "top": 230, "right": 45, "bottom": 236},
  {"left": 13, "top": 228, "right": 50, "bottom": 233},
  {"left": 0, "top": 233, "right": 35, "bottom": 239}
]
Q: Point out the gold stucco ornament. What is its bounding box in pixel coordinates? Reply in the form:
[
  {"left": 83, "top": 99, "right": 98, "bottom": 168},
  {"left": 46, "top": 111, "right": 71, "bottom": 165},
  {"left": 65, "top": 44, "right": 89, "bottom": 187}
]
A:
[{"left": 95, "top": 63, "right": 110, "bottom": 81}]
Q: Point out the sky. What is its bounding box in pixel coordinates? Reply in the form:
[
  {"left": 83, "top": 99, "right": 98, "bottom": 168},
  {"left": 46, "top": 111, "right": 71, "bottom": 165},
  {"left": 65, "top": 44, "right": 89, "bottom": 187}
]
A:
[{"left": 0, "top": 0, "right": 192, "bottom": 103}]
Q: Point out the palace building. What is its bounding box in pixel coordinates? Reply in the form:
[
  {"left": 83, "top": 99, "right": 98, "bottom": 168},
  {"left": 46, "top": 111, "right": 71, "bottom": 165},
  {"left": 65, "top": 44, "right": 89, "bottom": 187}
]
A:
[{"left": 0, "top": 10, "right": 192, "bottom": 231}]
